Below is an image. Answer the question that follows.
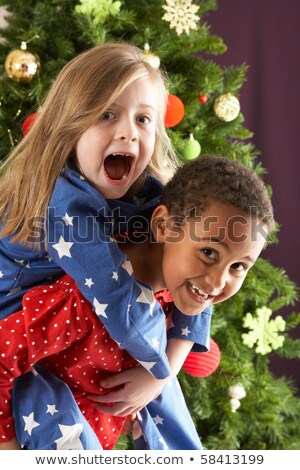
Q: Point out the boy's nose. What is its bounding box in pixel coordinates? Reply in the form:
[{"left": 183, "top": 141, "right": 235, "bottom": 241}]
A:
[{"left": 204, "top": 269, "right": 227, "bottom": 293}]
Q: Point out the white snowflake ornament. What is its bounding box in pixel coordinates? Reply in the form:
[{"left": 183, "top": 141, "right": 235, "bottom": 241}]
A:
[
  {"left": 242, "top": 306, "right": 286, "bottom": 355},
  {"left": 162, "top": 0, "right": 200, "bottom": 36}
]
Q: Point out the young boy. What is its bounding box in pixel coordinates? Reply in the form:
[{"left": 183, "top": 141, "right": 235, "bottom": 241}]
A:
[{"left": 0, "top": 155, "right": 274, "bottom": 450}]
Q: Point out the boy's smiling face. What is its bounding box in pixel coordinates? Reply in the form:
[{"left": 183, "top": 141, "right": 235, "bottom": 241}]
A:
[{"left": 152, "top": 201, "right": 268, "bottom": 316}]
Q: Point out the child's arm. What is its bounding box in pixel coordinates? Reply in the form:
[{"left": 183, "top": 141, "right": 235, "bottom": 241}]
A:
[
  {"left": 88, "top": 337, "right": 193, "bottom": 416},
  {"left": 166, "top": 337, "right": 194, "bottom": 377}
]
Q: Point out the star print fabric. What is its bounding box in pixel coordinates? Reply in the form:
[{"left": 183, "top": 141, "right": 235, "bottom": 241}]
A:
[
  {"left": 0, "top": 165, "right": 211, "bottom": 379},
  {"left": 13, "top": 372, "right": 203, "bottom": 450},
  {"left": 134, "top": 377, "right": 202, "bottom": 450},
  {"left": 0, "top": 165, "right": 169, "bottom": 378},
  {"left": 0, "top": 275, "right": 135, "bottom": 448},
  {"left": 13, "top": 366, "right": 102, "bottom": 450},
  {"left": 1, "top": 275, "right": 205, "bottom": 449},
  {"left": 0, "top": 164, "right": 212, "bottom": 448},
  {"left": 46, "top": 167, "right": 171, "bottom": 379}
]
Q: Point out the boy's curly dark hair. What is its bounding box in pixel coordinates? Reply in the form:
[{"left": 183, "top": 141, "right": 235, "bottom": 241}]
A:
[{"left": 160, "top": 155, "right": 274, "bottom": 230}]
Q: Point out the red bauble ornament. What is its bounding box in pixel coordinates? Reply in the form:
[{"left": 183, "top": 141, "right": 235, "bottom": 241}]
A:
[
  {"left": 198, "top": 94, "right": 208, "bottom": 103},
  {"left": 164, "top": 94, "right": 185, "bottom": 128},
  {"left": 182, "top": 338, "right": 221, "bottom": 377},
  {"left": 22, "top": 112, "right": 38, "bottom": 136}
]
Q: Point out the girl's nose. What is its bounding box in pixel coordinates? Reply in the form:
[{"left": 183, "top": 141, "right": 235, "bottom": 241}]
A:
[{"left": 115, "top": 118, "right": 138, "bottom": 142}]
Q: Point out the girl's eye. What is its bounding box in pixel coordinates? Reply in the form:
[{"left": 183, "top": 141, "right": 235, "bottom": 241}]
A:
[
  {"left": 231, "top": 262, "right": 246, "bottom": 272},
  {"left": 100, "top": 111, "right": 115, "bottom": 120},
  {"left": 201, "top": 248, "right": 217, "bottom": 260},
  {"left": 137, "top": 115, "right": 151, "bottom": 124}
]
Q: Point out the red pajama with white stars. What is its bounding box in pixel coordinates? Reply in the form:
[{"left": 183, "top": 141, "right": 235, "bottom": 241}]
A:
[{"left": 0, "top": 275, "right": 172, "bottom": 448}]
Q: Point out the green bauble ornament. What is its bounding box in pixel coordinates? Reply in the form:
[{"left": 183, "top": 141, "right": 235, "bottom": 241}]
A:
[{"left": 182, "top": 133, "right": 201, "bottom": 160}]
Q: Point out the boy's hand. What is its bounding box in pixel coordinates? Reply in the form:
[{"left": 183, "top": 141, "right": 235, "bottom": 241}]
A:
[{"left": 87, "top": 366, "right": 167, "bottom": 417}]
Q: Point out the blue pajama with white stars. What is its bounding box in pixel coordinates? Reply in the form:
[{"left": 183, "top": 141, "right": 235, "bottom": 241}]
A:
[{"left": 0, "top": 162, "right": 211, "bottom": 449}]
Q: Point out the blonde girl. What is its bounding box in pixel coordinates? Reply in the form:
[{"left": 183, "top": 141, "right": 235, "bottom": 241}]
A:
[{"left": 0, "top": 42, "right": 176, "bottom": 243}]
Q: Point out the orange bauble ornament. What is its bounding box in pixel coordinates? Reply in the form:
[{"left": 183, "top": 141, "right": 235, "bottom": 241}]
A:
[
  {"left": 182, "top": 338, "right": 221, "bottom": 377},
  {"left": 164, "top": 94, "right": 185, "bottom": 128}
]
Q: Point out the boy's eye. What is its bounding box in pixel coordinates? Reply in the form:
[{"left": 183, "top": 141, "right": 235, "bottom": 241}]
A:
[
  {"left": 231, "top": 262, "right": 246, "bottom": 272},
  {"left": 201, "top": 248, "right": 217, "bottom": 260},
  {"left": 100, "top": 111, "right": 115, "bottom": 120},
  {"left": 137, "top": 115, "right": 151, "bottom": 124}
]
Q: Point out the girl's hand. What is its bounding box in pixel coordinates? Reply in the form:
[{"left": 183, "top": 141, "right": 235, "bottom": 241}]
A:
[
  {"left": 87, "top": 366, "right": 167, "bottom": 417},
  {"left": 0, "top": 438, "right": 21, "bottom": 450}
]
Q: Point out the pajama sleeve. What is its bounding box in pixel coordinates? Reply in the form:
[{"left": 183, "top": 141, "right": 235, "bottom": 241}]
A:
[
  {"left": 155, "top": 291, "right": 212, "bottom": 352},
  {"left": 168, "top": 305, "right": 212, "bottom": 352},
  {"left": 46, "top": 173, "right": 170, "bottom": 380},
  {"left": 0, "top": 284, "right": 93, "bottom": 442}
]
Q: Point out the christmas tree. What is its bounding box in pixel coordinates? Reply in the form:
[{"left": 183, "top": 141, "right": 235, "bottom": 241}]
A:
[{"left": 0, "top": 0, "right": 299, "bottom": 450}]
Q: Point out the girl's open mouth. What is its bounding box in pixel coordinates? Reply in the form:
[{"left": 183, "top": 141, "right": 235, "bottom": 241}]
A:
[{"left": 104, "top": 153, "right": 134, "bottom": 182}]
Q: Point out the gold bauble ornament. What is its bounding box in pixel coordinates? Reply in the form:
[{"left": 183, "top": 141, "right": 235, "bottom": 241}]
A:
[
  {"left": 214, "top": 93, "right": 240, "bottom": 122},
  {"left": 142, "top": 43, "right": 160, "bottom": 69},
  {"left": 4, "top": 41, "right": 40, "bottom": 82}
]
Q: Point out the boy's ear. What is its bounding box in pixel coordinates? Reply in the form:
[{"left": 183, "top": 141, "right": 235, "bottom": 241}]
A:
[{"left": 151, "top": 205, "right": 170, "bottom": 243}]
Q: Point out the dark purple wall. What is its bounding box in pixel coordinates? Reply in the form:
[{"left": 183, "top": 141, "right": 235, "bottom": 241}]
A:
[{"left": 207, "top": 0, "right": 300, "bottom": 391}]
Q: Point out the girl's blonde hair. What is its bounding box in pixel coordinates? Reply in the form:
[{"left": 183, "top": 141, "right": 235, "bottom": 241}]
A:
[{"left": 0, "top": 42, "right": 177, "bottom": 246}]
